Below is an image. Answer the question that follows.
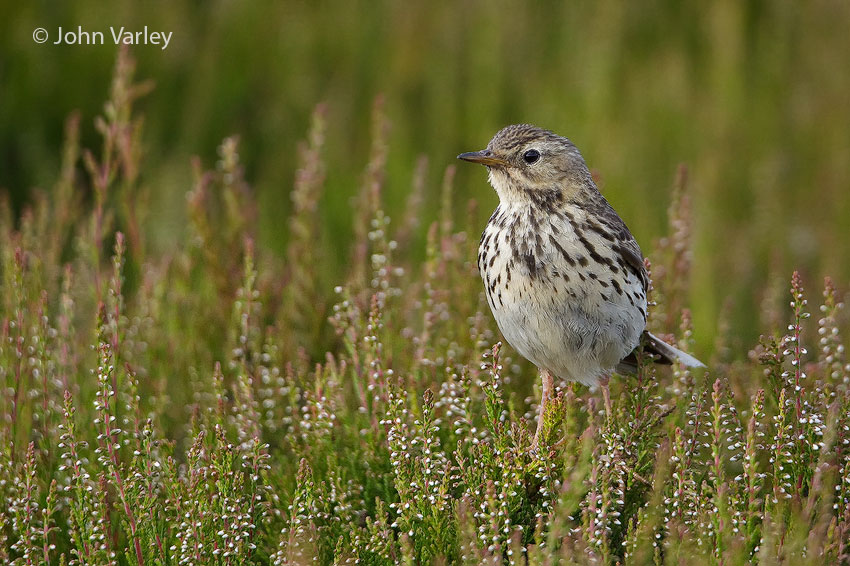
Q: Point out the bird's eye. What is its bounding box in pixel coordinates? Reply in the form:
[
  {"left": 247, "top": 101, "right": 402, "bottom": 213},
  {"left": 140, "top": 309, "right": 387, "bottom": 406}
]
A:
[{"left": 523, "top": 149, "right": 540, "bottom": 164}]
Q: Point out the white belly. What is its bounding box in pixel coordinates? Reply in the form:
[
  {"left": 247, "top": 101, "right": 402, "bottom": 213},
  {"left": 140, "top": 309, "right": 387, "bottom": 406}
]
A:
[{"left": 478, "top": 204, "right": 646, "bottom": 386}]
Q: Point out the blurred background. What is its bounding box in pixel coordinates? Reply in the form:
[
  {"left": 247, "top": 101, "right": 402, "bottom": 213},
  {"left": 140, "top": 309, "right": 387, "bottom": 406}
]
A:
[{"left": 2, "top": 0, "right": 849, "bottom": 356}]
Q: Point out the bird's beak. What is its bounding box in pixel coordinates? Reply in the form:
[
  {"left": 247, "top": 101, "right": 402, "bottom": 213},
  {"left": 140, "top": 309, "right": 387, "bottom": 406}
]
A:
[{"left": 457, "top": 150, "right": 508, "bottom": 167}]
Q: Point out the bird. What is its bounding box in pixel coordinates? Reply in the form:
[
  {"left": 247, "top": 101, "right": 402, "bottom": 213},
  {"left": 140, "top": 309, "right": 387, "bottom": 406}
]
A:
[{"left": 458, "top": 124, "right": 704, "bottom": 446}]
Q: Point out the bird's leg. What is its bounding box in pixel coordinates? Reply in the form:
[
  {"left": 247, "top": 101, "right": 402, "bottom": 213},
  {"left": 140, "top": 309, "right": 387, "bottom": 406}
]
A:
[
  {"left": 599, "top": 373, "right": 613, "bottom": 423},
  {"left": 532, "top": 368, "right": 554, "bottom": 449}
]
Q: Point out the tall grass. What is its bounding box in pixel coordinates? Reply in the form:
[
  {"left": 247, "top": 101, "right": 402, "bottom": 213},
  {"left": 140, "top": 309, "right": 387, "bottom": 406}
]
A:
[
  {"left": 1, "top": 49, "right": 849, "bottom": 565},
  {"left": 4, "top": 2, "right": 850, "bottom": 355}
]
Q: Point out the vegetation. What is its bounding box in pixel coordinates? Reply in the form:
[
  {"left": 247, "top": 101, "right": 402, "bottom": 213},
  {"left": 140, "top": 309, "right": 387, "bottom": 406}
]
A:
[
  {"left": 1, "top": 45, "right": 849, "bottom": 564},
  {"left": 5, "top": 2, "right": 850, "bottom": 354}
]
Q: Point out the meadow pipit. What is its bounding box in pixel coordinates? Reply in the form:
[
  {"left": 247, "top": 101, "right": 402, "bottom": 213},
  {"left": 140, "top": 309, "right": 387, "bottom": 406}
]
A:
[{"left": 458, "top": 124, "right": 704, "bottom": 445}]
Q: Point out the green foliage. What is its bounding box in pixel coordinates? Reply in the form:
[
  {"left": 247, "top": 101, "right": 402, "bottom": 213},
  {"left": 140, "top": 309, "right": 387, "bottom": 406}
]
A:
[
  {"left": 2, "top": 49, "right": 850, "bottom": 565},
  {"left": 5, "top": 2, "right": 850, "bottom": 355}
]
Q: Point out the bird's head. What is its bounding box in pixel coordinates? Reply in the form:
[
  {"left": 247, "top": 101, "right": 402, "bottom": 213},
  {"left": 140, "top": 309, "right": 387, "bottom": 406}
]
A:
[{"left": 458, "top": 124, "right": 595, "bottom": 206}]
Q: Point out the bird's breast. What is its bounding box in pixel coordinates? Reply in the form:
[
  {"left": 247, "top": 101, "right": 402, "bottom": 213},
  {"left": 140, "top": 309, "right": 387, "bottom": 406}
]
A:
[{"left": 477, "top": 203, "right": 647, "bottom": 384}]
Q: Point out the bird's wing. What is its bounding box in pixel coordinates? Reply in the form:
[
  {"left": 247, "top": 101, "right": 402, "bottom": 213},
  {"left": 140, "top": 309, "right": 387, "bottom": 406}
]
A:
[
  {"left": 614, "top": 235, "right": 650, "bottom": 292},
  {"left": 587, "top": 197, "right": 650, "bottom": 293}
]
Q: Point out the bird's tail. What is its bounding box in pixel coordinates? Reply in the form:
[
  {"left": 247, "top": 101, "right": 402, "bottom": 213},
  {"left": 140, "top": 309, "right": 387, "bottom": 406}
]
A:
[
  {"left": 616, "top": 331, "right": 706, "bottom": 374},
  {"left": 643, "top": 331, "right": 706, "bottom": 368}
]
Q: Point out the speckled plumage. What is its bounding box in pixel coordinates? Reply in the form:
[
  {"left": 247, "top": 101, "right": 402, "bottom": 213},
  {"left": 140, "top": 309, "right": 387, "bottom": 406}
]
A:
[
  {"left": 478, "top": 199, "right": 648, "bottom": 387},
  {"left": 459, "top": 124, "right": 703, "bottom": 442}
]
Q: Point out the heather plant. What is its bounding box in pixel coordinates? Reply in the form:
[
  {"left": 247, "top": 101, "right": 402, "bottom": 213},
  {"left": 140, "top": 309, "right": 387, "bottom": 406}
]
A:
[{"left": 2, "top": 51, "right": 850, "bottom": 566}]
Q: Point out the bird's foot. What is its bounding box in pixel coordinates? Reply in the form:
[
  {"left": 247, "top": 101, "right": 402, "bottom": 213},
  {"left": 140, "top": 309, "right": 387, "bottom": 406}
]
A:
[
  {"left": 599, "top": 374, "right": 613, "bottom": 423},
  {"left": 532, "top": 369, "right": 555, "bottom": 450}
]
